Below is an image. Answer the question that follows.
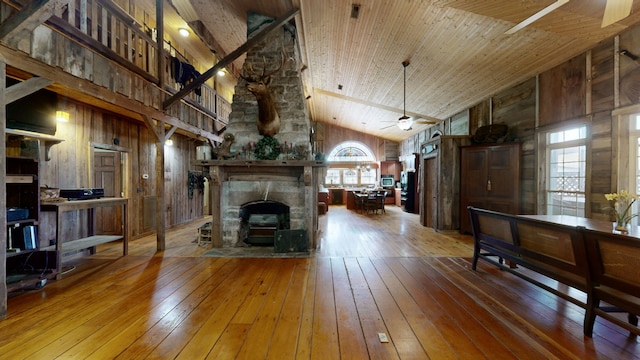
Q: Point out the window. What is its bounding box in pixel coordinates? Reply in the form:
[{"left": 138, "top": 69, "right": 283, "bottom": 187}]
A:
[
  {"left": 360, "top": 169, "right": 377, "bottom": 185},
  {"left": 325, "top": 141, "right": 378, "bottom": 187},
  {"left": 343, "top": 169, "right": 358, "bottom": 185},
  {"left": 325, "top": 169, "right": 340, "bottom": 185},
  {"left": 545, "top": 125, "right": 587, "bottom": 216},
  {"left": 626, "top": 114, "right": 640, "bottom": 223}
]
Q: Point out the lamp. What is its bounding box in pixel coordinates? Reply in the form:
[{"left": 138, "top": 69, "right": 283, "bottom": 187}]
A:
[
  {"left": 178, "top": 28, "right": 189, "bottom": 37},
  {"left": 56, "top": 110, "right": 69, "bottom": 123},
  {"left": 165, "top": 139, "right": 174, "bottom": 146},
  {"left": 398, "top": 61, "right": 412, "bottom": 131},
  {"left": 398, "top": 115, "right": 412, "bottom": 130}
]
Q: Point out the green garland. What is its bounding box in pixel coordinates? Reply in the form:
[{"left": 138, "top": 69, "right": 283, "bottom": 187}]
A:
[{"left": 254, "top": 136, "right": 281, "bottom": 160}]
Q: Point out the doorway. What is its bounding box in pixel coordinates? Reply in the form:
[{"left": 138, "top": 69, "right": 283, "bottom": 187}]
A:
[
  {"left": 421, "top": 156, "right": 438, "bottom": 228},
  {"left": 92, "top": 145, "right": 127, "bottom": 235}
]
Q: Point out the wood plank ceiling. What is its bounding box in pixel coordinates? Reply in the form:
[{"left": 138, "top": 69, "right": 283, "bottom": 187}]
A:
[{"left": 173, "top": 0, "right": 640, "bottom": 142}]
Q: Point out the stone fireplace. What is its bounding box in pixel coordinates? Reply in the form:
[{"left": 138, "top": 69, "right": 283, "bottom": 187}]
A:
[{"left": 196, "top": 14, "right": 324, "bottom": 249}]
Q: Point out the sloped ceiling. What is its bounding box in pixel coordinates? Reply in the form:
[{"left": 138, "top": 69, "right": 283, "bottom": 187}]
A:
[{"left": 175, "top": 0, "right": 640, "bottom": 142}]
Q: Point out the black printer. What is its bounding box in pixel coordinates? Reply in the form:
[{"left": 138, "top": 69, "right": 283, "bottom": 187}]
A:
[{"left": 59, "top": 188, "right": 105, "bottom": 200}]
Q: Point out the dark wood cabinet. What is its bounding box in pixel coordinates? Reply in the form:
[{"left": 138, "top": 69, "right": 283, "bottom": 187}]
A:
[{"left": 460, "top": 142, "right": 520, "bottom": 234}]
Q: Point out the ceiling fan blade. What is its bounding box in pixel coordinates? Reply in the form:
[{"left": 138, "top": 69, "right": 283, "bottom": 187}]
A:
[
  {"left": 413, "top": 119, "right": 436, "bottom": 125},
  {"left": 602, "top": 0, "right": 633, "bottom": 27},
  {"left": 505, "top": 0, "right": 569, "bottom": 35},
  {"left": 379, "top": 124, "right": 396, "bottom": 130}
]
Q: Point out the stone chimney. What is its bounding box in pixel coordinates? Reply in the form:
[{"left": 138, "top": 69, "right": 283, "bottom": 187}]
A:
[{"left": 227, "top": 14, "right": 311, "bottom": 159}]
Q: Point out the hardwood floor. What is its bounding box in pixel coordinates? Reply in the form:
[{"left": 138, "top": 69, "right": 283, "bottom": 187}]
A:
[{"left": 1, "top": 205, "right": 639, "bottom": 359}]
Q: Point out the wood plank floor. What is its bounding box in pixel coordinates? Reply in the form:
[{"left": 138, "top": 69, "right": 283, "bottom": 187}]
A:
[{"left": 1, "top": 205, "right": 639, "bottom": 359}]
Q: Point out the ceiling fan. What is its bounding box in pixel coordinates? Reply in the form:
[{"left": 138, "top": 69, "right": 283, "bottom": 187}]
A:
[
  {"left": 380, "top": 61, "right": 436, "bottom": 131},
  {"left": 505, "top": 0, "right": 633, "bottom": 35}
]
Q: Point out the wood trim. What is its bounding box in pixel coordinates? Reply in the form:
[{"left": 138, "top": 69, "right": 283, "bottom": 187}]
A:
[{"left": 6, "top": 76, "right": 52, "bottom": 104}]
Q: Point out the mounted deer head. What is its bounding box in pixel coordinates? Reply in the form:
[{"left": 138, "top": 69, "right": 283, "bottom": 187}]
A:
[{"left": 241, "top": 51, "right": 287, "bottom": 137}]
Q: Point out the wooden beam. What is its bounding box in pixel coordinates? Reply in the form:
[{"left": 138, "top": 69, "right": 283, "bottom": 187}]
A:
[
  {"left": 0, "top": 57, "right": 6, "bottom": 319},
  {"left": 0, "top": 0, "right": 68, "bottom": 43},
  {"left": 314, "top": 88, "right": 441, "bottom": 122},
  {"left": 6, "top": 76, "right": 52, "bottom": 104},
  {"left": 163, "top": 8, "right": 300, "bottom": 109},
  {"left": 165, "top": 126, "right": 177, "bottom": 142},
  {"left": 142, "top": 114, "right": 163, "bottom": 142}
]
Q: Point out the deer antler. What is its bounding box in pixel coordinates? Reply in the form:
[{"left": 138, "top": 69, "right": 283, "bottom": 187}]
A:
[{"left": 240, "top": 49, "right": 287, "bottom": 82}]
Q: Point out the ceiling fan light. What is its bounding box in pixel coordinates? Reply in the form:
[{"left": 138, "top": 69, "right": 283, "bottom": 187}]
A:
[{"left": 398, "top": 116, "right": 412, "bottom": 130}]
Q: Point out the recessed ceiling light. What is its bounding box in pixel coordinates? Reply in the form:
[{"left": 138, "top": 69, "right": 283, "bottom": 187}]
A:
[
  {"left": 178, "top": 28, "right": 189, "bottom": 37},
  {"left": 351, "top": 4, "right": 361, "bottom": 19}
]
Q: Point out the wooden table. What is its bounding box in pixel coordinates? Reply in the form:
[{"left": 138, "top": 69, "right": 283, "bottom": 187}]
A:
[
  {"left": 520, "top": 215, "right": 637, "bottom": 236},
  {"left": 353, "top": 193, "right": 368, "bottom": 213},
  {"left": 41, "top": 197, "right": 128, "bottom": 279}
]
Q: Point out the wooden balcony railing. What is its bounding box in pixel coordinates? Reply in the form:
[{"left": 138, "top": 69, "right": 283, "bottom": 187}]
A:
[{"left": 6, "top": 0, "right": 230, "bottom": 132}]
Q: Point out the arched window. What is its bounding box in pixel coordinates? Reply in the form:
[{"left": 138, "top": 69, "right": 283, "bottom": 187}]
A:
[
  {"left": 327, "top": 141, "right": 376, "bottom": 162},
  {"left": 325, "top": 142, "right": 378, "bottom": 187}
]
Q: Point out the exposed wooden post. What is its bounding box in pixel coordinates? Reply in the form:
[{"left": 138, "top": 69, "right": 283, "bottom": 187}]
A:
[
  {"left": 0, "top": 57, "right": 7, "bottom": 319},
  {"left": 156, "top": 0, "right": 164, "bottom": 89},
  {"left": 142, "top": 114, "right": 166, "bottom": 251},
  {"left": 155, "top": 131, "right": 166, "bottom": 251}
]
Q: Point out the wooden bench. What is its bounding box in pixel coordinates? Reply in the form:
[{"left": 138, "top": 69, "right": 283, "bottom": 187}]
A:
[
  {"left": 468, "top": 206, "right": 640, "bottom": 337},
  {"left": 468, "top": 206, "right": 590, "bottom": 308},
  {"left": 583, "top": 229, "right": 640, "bottom": 336}
]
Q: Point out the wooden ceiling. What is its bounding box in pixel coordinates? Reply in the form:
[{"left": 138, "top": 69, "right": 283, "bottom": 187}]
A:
[{"left": 172, "top": 0, "right": 640, "bottom": 142}]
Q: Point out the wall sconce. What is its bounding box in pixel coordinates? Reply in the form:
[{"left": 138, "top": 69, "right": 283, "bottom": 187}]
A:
[
  {"left": 165, "top": 139, "right": 174, "bottom": 146},
  {"left": 178, "top": 28, "right": 189, "bottom": 37},
  {"left": 56, "top": 110, "right": 70, "bottom": 123},
  {"left": 217, "top": 69, "right": 225, "bottom": 76}
]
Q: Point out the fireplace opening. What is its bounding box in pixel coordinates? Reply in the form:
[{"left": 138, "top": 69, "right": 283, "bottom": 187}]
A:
[{"left": 238, "top": 200, "right": 290, "bottom": 246}]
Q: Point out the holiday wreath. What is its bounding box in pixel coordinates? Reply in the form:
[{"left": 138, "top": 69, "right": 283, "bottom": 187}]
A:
[{"left": 254, "top": 136, "right": 281, "bottom": 160}]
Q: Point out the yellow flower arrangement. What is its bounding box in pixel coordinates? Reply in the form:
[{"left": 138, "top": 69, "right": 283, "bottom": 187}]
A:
[{"left": 604, "top": 190, "right": 638, "bottom": 231}]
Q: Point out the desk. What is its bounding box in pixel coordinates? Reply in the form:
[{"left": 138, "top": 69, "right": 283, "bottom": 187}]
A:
[{"left": 41, "top": 198, "right": 128, "bottom": 279}]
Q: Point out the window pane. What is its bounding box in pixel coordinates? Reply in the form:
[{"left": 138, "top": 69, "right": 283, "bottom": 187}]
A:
[
  {"left": 343, "top": 169, "right": 358, "bottom": 185},
  {"left": 546, "top": 125, "right": 586, "bottom": 216},
  {"left": 361, "top": 169, "right": 377, "bottom": 184},
  {"left": 325, "top": 169, "right": 340, "bottom": 185},
  {"left": 548, "top": 126, "right": 587, "bottom": 144}
]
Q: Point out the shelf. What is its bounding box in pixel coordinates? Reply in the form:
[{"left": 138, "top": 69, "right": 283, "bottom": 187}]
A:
[
  {"left": 6, "top": 128, "right": 64, "bottom": 161},
  {"left": 7, "top": 175, "right": 34, "bottom": 183},
  {"left": 6, "top": 248, "right": 36, "bottom": 258},
  {"left": 40, "top": 198, "right": 128, "bottom": 279},
  {"left": 41, "top": 235, "right": 123, "bottom": 253},
  {"left": 7, "top": 219, "right": 38, "bottom": 226}
]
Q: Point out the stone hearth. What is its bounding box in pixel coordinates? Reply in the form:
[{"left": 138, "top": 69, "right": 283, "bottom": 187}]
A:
[{"left": 201, "top": 160, "right": 323, "bottom": 248}]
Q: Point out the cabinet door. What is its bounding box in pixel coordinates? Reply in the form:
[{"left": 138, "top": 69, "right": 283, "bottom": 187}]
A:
[
  {"left": 460, "top": 143, "right": 520, "bottom": 233},
  {"left": 486, "top": 144, "right": 520, "bottom": 212}
]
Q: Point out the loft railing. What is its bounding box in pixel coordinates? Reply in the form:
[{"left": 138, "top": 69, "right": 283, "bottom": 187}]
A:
[{"left": 6, "top": 0, "right": 230, "bottom": 129}]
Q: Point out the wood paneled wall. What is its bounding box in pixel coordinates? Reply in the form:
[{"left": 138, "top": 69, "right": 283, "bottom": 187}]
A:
[
  {"left": 400, "top": 25, "right": 640, "bottom": 222},
  {"left": 314, "top": 122, "right": 393, "bottom": 161},
  {"left": 39, "top": 99, "right": 205, "bottom": 246}
]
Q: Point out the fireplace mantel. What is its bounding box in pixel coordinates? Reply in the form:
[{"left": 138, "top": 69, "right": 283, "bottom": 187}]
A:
[{"left": 193, "top": 159, "right": 326, "bottom": 167}]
